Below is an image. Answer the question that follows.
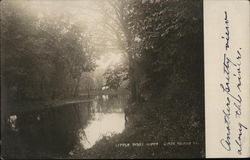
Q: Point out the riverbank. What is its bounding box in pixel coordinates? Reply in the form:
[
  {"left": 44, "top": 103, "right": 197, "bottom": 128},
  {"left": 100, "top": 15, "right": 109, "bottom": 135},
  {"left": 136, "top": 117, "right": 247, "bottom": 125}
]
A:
[
  {"left": 69, "top": 101, "right": 205, "bottom": 159},
  {"left": 69, "top": 123, "right": 203, "bottom": 158}
]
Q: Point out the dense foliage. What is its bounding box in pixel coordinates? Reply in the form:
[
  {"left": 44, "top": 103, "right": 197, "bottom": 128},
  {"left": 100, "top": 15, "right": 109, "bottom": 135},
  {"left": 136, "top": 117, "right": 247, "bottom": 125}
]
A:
[
  {"left": 103, "top": 0, "right": 204, "bottom": 151},
  {"left": 1, "top": 2, "right": 96, "bottom": 101},
  {"left": 104, "top": 63, "right": 128, "bottom": 90}
]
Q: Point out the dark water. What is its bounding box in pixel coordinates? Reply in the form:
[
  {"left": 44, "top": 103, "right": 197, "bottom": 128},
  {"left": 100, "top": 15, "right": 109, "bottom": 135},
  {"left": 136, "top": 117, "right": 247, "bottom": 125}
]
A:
[{"left": 4, "top": 94, "right": 128, "bottom": 158}]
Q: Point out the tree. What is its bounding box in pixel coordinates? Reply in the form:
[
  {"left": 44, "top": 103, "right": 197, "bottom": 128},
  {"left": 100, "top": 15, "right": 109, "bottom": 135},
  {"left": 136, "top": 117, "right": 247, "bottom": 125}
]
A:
[
  {"left": 99, "top": 0, "right": 141, "bottom": 101},
  {"left": 1, "top": 1, "right": 97, "bottom": 101},
  {"left": 102, "top": 0, "right": 204, "bottom": 147},
  {"left": 103, "top": 63, "right": 128, "bottom": 90}
]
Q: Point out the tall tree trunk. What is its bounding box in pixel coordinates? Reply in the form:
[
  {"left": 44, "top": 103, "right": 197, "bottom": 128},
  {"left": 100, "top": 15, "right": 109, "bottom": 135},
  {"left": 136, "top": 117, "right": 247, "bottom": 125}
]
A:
[{"left": 128, "top": 54, "right": 137, "bottom": 102}]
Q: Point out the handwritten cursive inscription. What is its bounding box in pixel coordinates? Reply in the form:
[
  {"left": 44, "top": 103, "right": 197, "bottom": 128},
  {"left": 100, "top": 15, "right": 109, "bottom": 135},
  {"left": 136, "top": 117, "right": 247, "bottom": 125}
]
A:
[
  {"left": 219, "top": 11, "right": 247, "bottom": 155},
  {"left": 221, "top": 11, "right": 230, "bottom": 50},
  {"left": 235, "top": 123, "right": 248, "bottom": 155}
]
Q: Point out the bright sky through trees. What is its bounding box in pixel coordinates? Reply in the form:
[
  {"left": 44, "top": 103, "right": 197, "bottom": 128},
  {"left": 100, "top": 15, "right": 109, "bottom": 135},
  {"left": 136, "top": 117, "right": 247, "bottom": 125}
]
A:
[{"left": 14, "top": 0, "right": 123, "bottom": 69}]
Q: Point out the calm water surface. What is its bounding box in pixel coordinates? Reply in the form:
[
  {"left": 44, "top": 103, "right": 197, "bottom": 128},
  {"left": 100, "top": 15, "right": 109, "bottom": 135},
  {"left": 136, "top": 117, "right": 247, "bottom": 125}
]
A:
[
  {"left": 79, "top": 95, "right": 126, "bottom": 149},
  {"left": 5, "top": 94, "right": 128, "bottom": 158}
]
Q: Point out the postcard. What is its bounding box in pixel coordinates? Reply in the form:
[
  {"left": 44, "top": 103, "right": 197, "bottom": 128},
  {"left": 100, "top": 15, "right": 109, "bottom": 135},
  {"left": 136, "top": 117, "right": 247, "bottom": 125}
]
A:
[{"left": 1, "top": 0, "right": 249, "bottom": 159}]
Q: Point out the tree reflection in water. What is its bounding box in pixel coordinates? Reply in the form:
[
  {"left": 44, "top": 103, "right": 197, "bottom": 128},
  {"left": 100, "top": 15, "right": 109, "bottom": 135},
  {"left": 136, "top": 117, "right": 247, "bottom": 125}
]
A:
[
  {"left": 5, "top": 94, "right": 128, "bottom": 158},
  {"left": 80, "top": 112, "right": 125, "bottom": 149}
]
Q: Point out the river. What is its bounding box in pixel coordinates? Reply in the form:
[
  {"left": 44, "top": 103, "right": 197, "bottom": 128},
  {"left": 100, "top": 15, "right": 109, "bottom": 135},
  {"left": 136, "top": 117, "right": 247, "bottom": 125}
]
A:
[
  {"left": 4, "top": 94, "right": 128, "bottom": 159},
  {"left": 78, "top": 95, "right": 126, "bottom": 150}
]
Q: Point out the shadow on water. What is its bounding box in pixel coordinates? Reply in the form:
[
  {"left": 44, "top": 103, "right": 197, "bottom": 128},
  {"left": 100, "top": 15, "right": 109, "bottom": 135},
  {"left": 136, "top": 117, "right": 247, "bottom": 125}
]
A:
[{"left": 4, "top": 94, "right": 128, "bottom": 159}]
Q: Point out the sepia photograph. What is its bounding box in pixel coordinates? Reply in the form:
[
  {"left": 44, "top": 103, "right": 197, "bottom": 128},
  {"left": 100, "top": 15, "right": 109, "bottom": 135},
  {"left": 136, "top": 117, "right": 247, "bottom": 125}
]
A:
[{"left": 1, "top": 0, "right": 204, "bottom": 159}]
